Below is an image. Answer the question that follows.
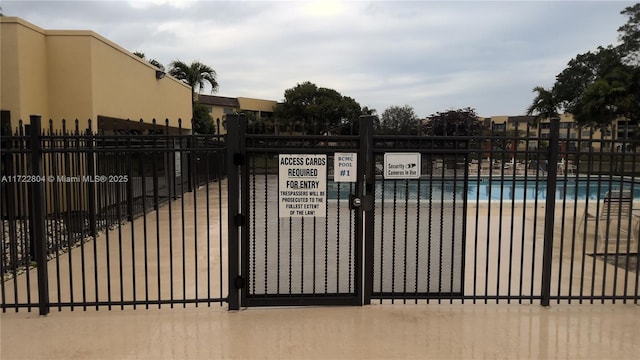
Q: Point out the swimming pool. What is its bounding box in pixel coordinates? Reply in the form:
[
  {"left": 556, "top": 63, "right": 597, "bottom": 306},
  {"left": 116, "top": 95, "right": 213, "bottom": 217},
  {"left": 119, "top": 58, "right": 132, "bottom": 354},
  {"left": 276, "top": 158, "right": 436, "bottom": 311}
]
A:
[{"left": 327, "top": 178, "right": 640, "bottom": 201}]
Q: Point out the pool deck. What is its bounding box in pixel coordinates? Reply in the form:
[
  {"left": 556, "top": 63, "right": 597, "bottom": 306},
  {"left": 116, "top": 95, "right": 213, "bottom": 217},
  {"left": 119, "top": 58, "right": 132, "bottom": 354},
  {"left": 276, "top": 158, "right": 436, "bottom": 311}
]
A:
[
  {"left": 2, "top": 303, "right": 639, "bottom": 359},
  {"left": 2, "top": 182, "right": 640, "bottom": 359}
]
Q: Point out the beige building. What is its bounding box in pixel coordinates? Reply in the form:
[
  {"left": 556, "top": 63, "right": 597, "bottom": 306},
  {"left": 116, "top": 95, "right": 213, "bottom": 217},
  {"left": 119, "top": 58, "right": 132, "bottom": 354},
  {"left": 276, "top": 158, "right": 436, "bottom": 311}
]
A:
[
  {"left": 487, "top": 113, "right": 633, "bottom": 152},
  {"left": 0, "top": 17, "right": 192, "bottom": 134},
  {"left": 198, "top": 95, "right": 277, "bottom": 134}
]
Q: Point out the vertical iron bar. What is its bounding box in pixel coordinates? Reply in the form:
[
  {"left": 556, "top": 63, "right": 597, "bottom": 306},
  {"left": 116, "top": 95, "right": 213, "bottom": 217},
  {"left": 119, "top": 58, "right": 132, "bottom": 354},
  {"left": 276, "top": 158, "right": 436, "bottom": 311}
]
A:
[
  {"left": 218, "top": 138, "right": 224, "bottom": 305},
  {"left": 74, "top": 120, "right": 88, "bottom": 311},
  {"left": 153, "top": 121, "right": 161, "bottom": 308},
  {"left": 496, "top": 126, "right": 507, "bottom": 303},
  {"left": 85, "top": 124, "right": 100, "bottom": 310},
  {"left": 263, "top": 153, "right": 269, "bottom": 296},
  {"left": 541, "top": 116, "right": 560, "bottom": 307},
  {"left": 205, "top": 146, "right": 211, "bottom": 306},
  {"left": 167, "top": 121, "right": 175, "bottom": 308},
  {"left": 226, "top": 114, "right": 242, "bottom": 310},
  {"left": 86, "top": 127, "right": 98, "bottom": 239},
  {"left": 140, "top": 141, "right": 150, "bottom": 309},
  {"left": 180, "top": 132, "right": 186, "bottom": 308},
  {"left": 250, "top": 153, "right": 256, "bottom": 296},
  {"left": 50, "top": 124, "right": 63, "bottom": 310},
  {"left": 126, "top": 124, "right": 137, "bottom": 309},
  {"left": 192, "top": 139, "right": 199, "bottom": 307},
  {"left": 29, "top": 115, "right": 49, "bottom": 315}
]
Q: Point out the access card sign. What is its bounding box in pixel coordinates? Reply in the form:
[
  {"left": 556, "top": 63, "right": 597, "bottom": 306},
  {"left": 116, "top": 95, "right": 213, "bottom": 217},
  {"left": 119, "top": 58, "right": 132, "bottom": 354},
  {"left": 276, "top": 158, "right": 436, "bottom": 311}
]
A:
[
  {"left": 279, "top": 154, "right": 327, "bottom": 217},
  {"left": 383, "top": 153, "right": 421, "bottom": 179},
  {"left": 334, "top": 152, "right": 357, "bottom": 182}
]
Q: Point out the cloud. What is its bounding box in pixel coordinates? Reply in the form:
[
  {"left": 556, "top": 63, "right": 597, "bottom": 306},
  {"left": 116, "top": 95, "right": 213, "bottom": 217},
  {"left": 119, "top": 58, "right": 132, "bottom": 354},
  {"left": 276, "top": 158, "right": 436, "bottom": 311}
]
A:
[{"left": 2, "top": 0, "right": 636, "bottom": 117}]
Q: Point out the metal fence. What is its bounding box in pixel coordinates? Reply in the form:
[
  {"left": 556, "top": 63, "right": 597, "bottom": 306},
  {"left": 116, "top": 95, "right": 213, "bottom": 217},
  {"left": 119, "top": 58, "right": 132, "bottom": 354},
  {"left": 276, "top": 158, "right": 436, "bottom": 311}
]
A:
[
  {"left": 1, "top": 116, "right": 227, "bottom": 314},
  {"left": 370, "top": 123, "right": 640, "bottom": 304},
  {"left": 3, "top": 114, "right": 639, "bottom": 313},
  {"left": 228, "top": 116, "right": 639, "bottom": 308}
]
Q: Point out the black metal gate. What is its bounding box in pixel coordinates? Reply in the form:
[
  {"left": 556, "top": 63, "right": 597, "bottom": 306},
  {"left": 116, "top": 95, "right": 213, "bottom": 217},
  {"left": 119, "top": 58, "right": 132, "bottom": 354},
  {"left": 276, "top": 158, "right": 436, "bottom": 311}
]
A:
[
  {"left": 227, "top": 115, "right": 372, "bottom": 308},
  {"left": 226, "top": 115, "right": 469, "bottom": 308},
  {"left": 227, "top": 115, "right": 640, "bottom": 309}
]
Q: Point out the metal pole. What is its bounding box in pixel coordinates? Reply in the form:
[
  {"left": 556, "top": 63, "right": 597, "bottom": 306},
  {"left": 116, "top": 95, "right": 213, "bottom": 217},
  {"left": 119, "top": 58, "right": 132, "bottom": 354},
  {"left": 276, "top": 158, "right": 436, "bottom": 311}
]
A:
[
  {"left": 541, "top": 116, "right": 560, "bottom": 307},
  {"left": 226, "top": 114, "right": 244, "bottom": 310},
  {"left": 29, "top": 115, "right": 50, "bottom": 315},
  {"left": 359, "top": 115, "right": 374, "bottom": 305}
]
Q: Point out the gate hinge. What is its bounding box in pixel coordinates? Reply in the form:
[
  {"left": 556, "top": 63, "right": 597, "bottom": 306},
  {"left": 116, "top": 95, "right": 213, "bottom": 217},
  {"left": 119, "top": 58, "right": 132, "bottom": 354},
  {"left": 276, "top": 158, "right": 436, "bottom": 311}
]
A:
[
  {"left": 234, "top": 276, "right": 245, "bottom": 289},
  {"left": 234, "top": 214, "right": 246, "bottom": 227},
  {"left": 233, "top": 153, "right": 244, "bottom": 166}
]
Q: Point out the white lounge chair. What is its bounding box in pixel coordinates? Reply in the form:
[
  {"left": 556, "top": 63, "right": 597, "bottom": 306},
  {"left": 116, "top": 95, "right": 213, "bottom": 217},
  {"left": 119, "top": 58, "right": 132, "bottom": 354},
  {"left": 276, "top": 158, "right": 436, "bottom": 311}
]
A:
[{"left": 577, "top": 189, "right": 637, "bottom": 254}]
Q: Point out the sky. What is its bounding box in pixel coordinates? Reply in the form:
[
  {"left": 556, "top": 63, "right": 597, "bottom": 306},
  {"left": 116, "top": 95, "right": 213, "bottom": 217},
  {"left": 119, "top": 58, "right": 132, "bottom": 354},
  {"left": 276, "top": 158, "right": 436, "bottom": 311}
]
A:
[{"left": 2, "top": 0, "right": 637, "bottom": 118}]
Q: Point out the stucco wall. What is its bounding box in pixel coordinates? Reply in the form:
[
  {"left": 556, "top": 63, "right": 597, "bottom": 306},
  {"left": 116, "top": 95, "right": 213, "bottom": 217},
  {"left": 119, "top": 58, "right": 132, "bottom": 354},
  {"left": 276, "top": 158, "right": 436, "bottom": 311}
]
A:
[
  {"left": 46, "top": 32, "right": 94, "bottom": 129},
  {"left": 0, "top": 17, "right": 191, "bottom": 130},
  {"left": 89, "top": 34, "right": 190, "bottom": 129},
  {"left": 0, "top": 18, "right": 49, "bottom": 124},
  {"left": 237, "top": 97, "right": 276, "bottom": 113}
]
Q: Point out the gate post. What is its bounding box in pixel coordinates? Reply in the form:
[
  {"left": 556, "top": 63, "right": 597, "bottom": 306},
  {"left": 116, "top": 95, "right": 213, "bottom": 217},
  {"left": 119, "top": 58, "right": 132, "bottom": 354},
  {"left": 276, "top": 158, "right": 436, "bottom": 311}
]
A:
[
  {"left": 359, "top": 115, "right": 375, "bottom": 305},
  {"left": 226, "top": 114, "right": 244, "bottom": 310},
  {"left": 541, "top": 116, "right": 560, "bottom": 307},
  {"left": 29, "top": 115, "right": 50, "bottom": 315}
]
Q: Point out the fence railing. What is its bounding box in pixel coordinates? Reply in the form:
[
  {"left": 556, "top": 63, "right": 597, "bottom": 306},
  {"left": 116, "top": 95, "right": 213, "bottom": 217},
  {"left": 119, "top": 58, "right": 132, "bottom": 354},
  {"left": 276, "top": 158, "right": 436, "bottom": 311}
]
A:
[
  {"left": 235, "top": 116, "right": 639, "bottom": 307},
  {"left": 368, "top": 119, "right": 639, "bottom": 305},
  {"left": 1, "top": 116, "right": 227, "bottom": 314},
  {"left": 2, "top": 114, "right": 639, "bottom": 313}
]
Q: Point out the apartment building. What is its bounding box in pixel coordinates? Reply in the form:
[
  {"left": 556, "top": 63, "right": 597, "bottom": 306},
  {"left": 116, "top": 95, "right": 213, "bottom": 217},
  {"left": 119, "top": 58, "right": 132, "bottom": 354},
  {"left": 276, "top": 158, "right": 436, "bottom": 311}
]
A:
[
  {"left": 198, "top": 95, "right": 277, "bottom": 134},
  {"left": 488, "top": 113, "right": 634, "bottom": 152}
]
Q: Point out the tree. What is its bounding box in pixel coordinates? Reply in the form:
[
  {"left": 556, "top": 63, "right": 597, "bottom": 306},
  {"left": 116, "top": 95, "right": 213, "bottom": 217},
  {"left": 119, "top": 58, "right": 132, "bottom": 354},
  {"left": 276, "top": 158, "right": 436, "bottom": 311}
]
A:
[
  {"left": 579, "top": 67, "right": 640, "bottom": 128},
  {"left": 423, "top": 108, "right": 484, "bottom": 152},
  {"left": 191, "top": 103, "right": 215, "bottom": 134},
  {"left": 618, "top": 3, "right": 640, "bottom": 64},
  {"left": 529, "top": 4, "right": 640, "bottom": 130},
  {"left": 273, "top": 81, "right": 362, "bottom": 135},
  {"left": 423, "top": 108, "right": 482, "bottom": 137},
  {"left": 526, "top": 86, "right": 559, "bottom": 124},
  {"left": 377, "top": 105, "right": 420, "bottom": 135},
  {"left": 168, "top": 60, "right": 219, "bottom": 106},
  {"left": 553, "top": 46, "right": 624, "bottom": 116},
  {"left": 132, "top": 51, "right": 165, "bottom": 70}
]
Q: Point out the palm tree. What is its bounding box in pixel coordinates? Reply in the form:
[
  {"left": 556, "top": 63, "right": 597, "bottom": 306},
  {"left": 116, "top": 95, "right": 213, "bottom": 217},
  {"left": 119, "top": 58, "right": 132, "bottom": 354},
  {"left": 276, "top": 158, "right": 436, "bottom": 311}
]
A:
[
  {"left": 168, "top": 60, "right": 219, "bottom": 105},
  {"left": 526, "top": 86, "right": 560, "bottom": 124},
  {"left": 132, "top": 51, "right": 165, "bottom": 70}
]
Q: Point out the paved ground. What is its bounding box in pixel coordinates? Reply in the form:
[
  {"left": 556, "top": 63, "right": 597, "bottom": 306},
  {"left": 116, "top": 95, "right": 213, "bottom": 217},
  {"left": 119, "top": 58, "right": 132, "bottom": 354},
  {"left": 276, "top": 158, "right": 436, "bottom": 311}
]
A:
[
  {"left": 2, "top": 303, "right": 639, "bottom": 359},
  {"left": 2, "top": 180, "right": 640, "bottom": 359}
]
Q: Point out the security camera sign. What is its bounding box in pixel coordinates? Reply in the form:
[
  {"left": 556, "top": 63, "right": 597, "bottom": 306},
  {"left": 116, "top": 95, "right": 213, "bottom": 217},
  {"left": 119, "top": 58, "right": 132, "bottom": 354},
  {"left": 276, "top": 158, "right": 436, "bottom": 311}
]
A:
[
  {"left": 383, "top": 153, "right": 421, "bottom": 179},
  {"left": 279, "top": 154, "right": 327, "bottom": 217}
]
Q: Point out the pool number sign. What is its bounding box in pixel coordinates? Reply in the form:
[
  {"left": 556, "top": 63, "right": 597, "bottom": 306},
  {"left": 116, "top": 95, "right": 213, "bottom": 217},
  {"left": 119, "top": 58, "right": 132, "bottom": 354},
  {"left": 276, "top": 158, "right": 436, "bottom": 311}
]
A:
[
  {"left": 279, "top": 154, "right": 327, "bottom": 217},
  {"left": 334, "top": 152, "right": 357, "bottom": 182}
]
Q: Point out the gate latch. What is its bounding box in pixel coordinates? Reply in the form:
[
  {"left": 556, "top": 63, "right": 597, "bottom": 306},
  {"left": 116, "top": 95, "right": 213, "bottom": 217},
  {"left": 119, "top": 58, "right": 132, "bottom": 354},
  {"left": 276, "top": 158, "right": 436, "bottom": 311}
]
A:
[{"left": 350, "top": 194, "right": 374, "bottom": 211}]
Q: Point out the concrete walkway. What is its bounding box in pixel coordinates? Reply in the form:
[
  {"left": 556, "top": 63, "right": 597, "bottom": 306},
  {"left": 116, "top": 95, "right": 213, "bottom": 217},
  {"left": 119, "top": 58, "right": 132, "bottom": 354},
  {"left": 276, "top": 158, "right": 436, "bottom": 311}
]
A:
[
  {"left": 2, "top": 180, "right": 640, "bottom": 359},
  {"left": 1, "top": 303, "right": 639, "bottom": 359}
]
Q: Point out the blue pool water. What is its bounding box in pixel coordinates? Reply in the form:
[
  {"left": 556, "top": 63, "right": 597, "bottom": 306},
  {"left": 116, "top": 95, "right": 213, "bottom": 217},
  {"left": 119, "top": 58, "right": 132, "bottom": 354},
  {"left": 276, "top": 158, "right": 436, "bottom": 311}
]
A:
[{"left": 327, "top": 178, "right": 640, "bottom": 201}]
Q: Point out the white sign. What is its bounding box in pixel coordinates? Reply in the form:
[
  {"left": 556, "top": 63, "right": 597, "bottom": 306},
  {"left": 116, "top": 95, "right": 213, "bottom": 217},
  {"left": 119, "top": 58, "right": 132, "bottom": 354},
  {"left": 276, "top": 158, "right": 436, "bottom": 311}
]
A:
[
  {"left": 383, "top": 153, "right": 421, "bottom": 179},
  {"left": 279, "top": 154, "right": 327, "bottom": 217},
  {"left": 174, "top": 152, "right": 182, "bottom": 176},
  {"left": 334, "top": 152, "right": 357, "bottom": 182}
]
